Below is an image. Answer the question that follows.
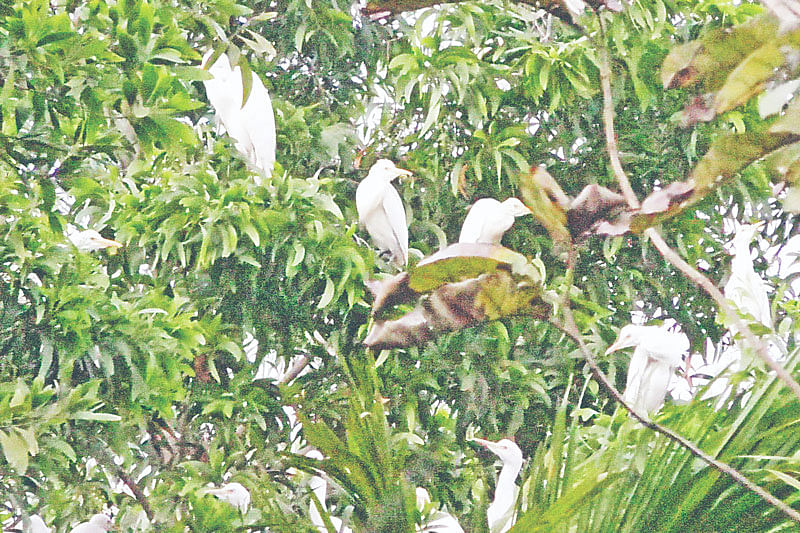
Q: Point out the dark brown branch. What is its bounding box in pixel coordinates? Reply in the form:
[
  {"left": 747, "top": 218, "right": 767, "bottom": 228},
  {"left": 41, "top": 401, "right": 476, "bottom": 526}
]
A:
[
  {"left": 595, "top": 11, "right": 800, "bottom": 405},
  {"left": 646, "top": 228, "right": 800, "bottom": 404},
  {"left": 558, "top": 247, "right": 800, "bottom": 523},
  {"left": 95, "top": 447, "right": 155, "bottom": 521}
]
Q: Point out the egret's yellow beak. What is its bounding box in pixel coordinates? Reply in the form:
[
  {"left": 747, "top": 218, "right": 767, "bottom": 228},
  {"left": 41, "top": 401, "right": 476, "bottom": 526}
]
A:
[
  {"left": 470, "top": 437, "right": 492, "bottom": 447},
  {"left": 98, "top": 237, "right": 123, "bottom": 249},
  {"left": 396, "top": 167, "right": 413, "bottom": 180}
]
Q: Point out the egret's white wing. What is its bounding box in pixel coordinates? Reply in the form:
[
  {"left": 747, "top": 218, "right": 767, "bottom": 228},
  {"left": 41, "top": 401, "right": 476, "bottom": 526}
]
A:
[
  {"left": 238, "top": 74, "right": 276, "bottom": 177},
  {"left": 725, "top": 270, "right": 772, "bottom": 328},
  {"left": 459, "top": 199, "right": 514, "bottom": 244},
  {"left": 204, "top": 52, "right": 276, "bottom": 182},
  {"left": 623, "top": 345, "right": 649, "bottom": 410},
  {"left": 29, "top": 515, "right": 52, "bottom": 533},
  {"left": 380, "top": 182, "right": 408, "bottom": 266},
  {"left": 459, "top": 200, "right": 492, "bottom": 243},
  {"left": 639, "top": 359, "right": 674, "bottom": 413}
]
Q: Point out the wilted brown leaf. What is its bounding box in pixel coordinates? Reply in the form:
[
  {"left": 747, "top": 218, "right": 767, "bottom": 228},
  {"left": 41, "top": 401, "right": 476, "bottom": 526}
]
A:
[
  {"left": 661, "top": 14, "right": 780, "bottom": 91},
  {"left": 364, "top": 271, "right": 549, "bottom": 350},
  {"left": 365, "top": 273, "right": 414, "bottom": 317},
  {"left": 639, "top": 181, "right": 695, "bottom": 215},
  {"left": 567, "top": 184, "right": 627, "bottom": 236},
  {"left": 519, "top": 167, "right": 571, "bottom": 245}
]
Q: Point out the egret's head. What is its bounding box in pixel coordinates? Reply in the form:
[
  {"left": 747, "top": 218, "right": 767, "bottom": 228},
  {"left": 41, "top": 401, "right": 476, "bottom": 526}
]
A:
[
  {"left": 501, "top": 198, "right": 532, "bottom": 218},
  {"left": 731, "top": 221, "right": 764, "bottom": 251},
  {"left": 67, "top": 229, "right": 123, "bottom": 253},
  {"left": 88, "top": 513, "right": 115, "bottom": 531},
  {"left": 605, "top": 324, "right": 646, "bottom": 355},
  {"left": 471, "top": 437, "right": 523, "bottom": 466},
  {"left": 367, "top": 159, "right": 413, "bottom": 182}
]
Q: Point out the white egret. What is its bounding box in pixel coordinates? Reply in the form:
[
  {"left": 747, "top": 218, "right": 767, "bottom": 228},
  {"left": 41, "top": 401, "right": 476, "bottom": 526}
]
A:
[
  {"left": 415, "top": 487, "right": 464, "bottom": 533},
  {"left": 203, "top": 50, "right": 276, "bottom": 182},
  {"left": 205, "top": 482, "right": 251, "bottom": 514},
  {"left": 471, "top": 438, "right": 524, "bottom": 533},
  {"left": 724, "top": 222, "right": 771, "bottom": 331},
  {"left": 28, "top": 515, "right": 52, "bottom": 533},
  {"left": 458, "top": 198, "right": 532, "bottom": 244},
  {"left": 66, "top": 228, "right": 122, "bottom": 252},
  {"left": 606, "top": 324, "right": 689, "bottom": 416},
  {"left": 68, "top": 513, "right": 115, "bottom": 533},
  {"left": 306, "top": 450, "right": 353, "bottom": 533},
  {"left": 355, "top": 159, "right": 412, "bottom": 267}
]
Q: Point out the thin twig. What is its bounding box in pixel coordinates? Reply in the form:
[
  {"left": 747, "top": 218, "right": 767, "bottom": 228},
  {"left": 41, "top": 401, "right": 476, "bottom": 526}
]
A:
[
  {"left": 557, "top": 304, "right": 800, "bottom": 524},
  {"left": 595, "top": 12, "right": 800, "bottom": 405},
  {"left": 597, "top": 18, "right": 639, "bottom": 209},
  {"left": 280, "top": 353, "right": 312, "bottom": 385},
  {"left": 95, "top": 447, "right": 155, "bottom": 521},
  {"left": 646, "top": 227, "right": 800, "bottom": 403}
]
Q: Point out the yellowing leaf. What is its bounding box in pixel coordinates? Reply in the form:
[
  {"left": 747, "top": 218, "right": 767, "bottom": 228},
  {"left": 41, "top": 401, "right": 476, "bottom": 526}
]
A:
[{"left": 0, "top": 430, "right": 29, "bottom": 473}]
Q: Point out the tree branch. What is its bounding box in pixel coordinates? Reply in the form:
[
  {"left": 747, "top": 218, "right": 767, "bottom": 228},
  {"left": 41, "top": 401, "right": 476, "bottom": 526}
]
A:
[
  {"left": 95, "top": 447, "right": 155, "bottom": 521},
  {"left": 558, "top": 304, "right": 800, "bottom": 524},
  {"left": 645, "top": 227, "right": 800, "bottom": 404},
  {"left": 557, "top": 248, "right": 800, "bottom": 523},
  {"left": 597, "top": 18, "right": 639, "bottom": 209},
  {"left": 595, "top": 12, "right": 800, "bottom": 405}
]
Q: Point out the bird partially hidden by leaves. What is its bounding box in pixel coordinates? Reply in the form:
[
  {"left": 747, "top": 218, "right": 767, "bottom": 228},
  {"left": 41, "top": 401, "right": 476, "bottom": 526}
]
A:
[
  {"left": 68, "top": 513, "right": 115, "bottom": 533},
  {"left": 606, "top": 324, "right": 689, "bottom": 417},
  {"left": 202, "top": 50, "right": 276, "bottom": 183},
  {"left": 205, "top": 482, "right": 251, "bottom": 514},
  {"left": 415, "top": 487, "right": 464, "bottom": 532},
  {"left": 724, "top": 222, "right": 771, "bottom": 332},
  {"left": 66, "top": 227, "right": 122, "bottom": 253},
  {"left": 356, "top": 159, "right": 413, "bottom": 267},
  {"left": 306, "top": 449, "right": 354, "bottom": 533},
  {"left": 471, "top": 437, "right": 524, "bottom": 533},
  {"left": 458, "top": 198, "right": 532, "bottom": 244}
]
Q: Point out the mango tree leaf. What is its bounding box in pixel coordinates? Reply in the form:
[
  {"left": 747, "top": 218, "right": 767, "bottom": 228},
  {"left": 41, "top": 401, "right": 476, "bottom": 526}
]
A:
[
  {"left": 0, "top": 430, "right": 29, "bottom": 473},
  {"left": 661, "top": 14, "right": 780, "bottom": 91}
]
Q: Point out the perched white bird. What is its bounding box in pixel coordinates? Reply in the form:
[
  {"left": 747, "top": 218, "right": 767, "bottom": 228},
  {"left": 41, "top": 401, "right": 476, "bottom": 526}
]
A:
[
  {"left": 68, "top": 513, "right": 115, "bottom": 533},
  {"left": 205, "top": 482, "right": 251, "bottom": 514},
  {"left": 458, "top": 198, "right": 532, "bottom": 244},
  {"left": 356, "top": 159, "right": 412, "bottom": 267},
  {"left": 415, "top": 487, "right": 464, "bottom": 533},
  {"left": 203, "top": 50, "right": 276, "bottom": 182},
  {"left": 306, "top": 450, "right": 353, "bottom": 533},
  {"left": 66, "top": 228, "right": 122, "bottom": 252},
  {"left": 724, "top": 222, "right": 771, "bottom": 331},
  {"left": 471, "top": 438, "right": 524, "bottom": 533},
  {"left": 27, "top": 515, "right": 52, "bottom": 533},
  {"left": 606, "top": 324, "right": 689, "bottom": 416}
]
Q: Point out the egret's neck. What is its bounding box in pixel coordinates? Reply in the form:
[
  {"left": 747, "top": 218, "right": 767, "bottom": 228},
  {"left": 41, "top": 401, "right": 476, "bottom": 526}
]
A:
[
  {"left": 497, "top": 458, "right": 522, "bottom": 497},
  {"left": 487, "top": 458, "right": 522, "bottom": 529}
]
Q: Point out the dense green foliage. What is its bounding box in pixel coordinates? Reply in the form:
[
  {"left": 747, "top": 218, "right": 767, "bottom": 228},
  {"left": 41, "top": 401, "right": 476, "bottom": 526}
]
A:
[{"left": 1, "top": 0, "right": 799, "bottom": 531}]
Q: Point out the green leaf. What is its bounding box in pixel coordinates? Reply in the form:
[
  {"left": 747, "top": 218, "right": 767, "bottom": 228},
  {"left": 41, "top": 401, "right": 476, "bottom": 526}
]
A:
[
  {"left": 317, "top": 276, "right": 335, "bottom": 309},
  {"left": 0, "top": 430, "right": 29, "bottom": 473},
  {"left": 70, "top": 411, "right": 122, "bottom": 422}
]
